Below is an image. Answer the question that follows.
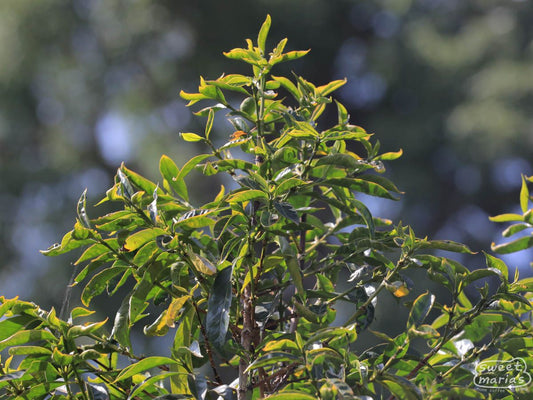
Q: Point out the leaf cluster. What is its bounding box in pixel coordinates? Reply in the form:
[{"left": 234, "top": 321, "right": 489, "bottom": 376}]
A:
[{"left": 1, "top": 16, "right": 532, "bottom": 400}]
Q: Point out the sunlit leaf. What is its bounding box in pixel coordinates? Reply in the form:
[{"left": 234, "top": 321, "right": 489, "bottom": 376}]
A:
[
  {"left": 124, "top": 228, "right": 167, "bottom": 251},
  {"left": 257, "top": 14, "right": 271, "bottom": 54},
  {"left": 491, "top": 235, "right": 533, "bottom": 254},
  {"left": 114, "top": 356, "right": 179, "bottom": 382}
]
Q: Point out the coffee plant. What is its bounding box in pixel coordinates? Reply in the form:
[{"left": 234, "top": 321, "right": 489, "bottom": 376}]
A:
[{"left": 1, "top": 16, "right": 532, "bottom": 400}]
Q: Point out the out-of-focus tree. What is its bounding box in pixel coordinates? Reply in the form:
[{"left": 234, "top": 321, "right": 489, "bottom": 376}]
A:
[{"left": 1, "top": 0, "right": 532, "bottom": 310}]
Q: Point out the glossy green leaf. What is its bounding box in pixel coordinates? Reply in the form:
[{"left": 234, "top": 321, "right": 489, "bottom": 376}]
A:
[
  {"left": 227, "top": 189, "right": 268, "bottom": 203},
  {"left": 40, "top": 230, "right": 93, "bottom": 256},
  {"left": 77, "top": 188, "right": 91, "bottom": 228},
  {"left": 129, "top": 372, "right": 183, "bottom": 399},
  {"left": 378, "top": 373, "right": 422, "bottom": 400},
  {"left": 317, "top": 79, "right": 347, "bottom": 96},
  {"left": 0, "top": 329, "right": 57, "bottom": 352},
  {"left": 491, "top": 235, "right": 533, "bottom": 254},
  {"left": 509, "top": 277, "right": 533, "bottom": 293},
  {"left": 502, "top": 223, "right": 530, "bottom": 237},
  {"left": 489, "top": 213, "right": 524, "bottom": 223},
  {"left": 274, "top": 201, "right": 300, "bottom": 224},
  {"left": 0, "top": 315, "right": 37, "bottom": 341},
  {"left": 14, "top": 383, "right": 66, "bottom": 399},
  {"left": 272, "top": 75, "right": 299, "bottom": 99},
  {"left": 286, "top": 257, "right": 305, "bottom": 299},
  {"left": 124, "top": 228, "right": 167, "bottom": 251},
  {"left": 520, "top": 174, "right": 530, "bottom": 213},
  {"left": 271, "top": 50, "right": 310, "bottom": 64},
  {"left": 484, "top": 251, "right": 508, "bottom": 281},
  {"left": 180, "top": 132, "right": 204, "bottom": 142},
  {"left": 257, "top": 14, "right": 271, "bottom": 53},
  {"left": 171, "top": 305, "right": 194, "bottom": 394},
  {"left": 75, "top": 242, "right": 110, "bottom": 265},
  {"left": 206, "top": 266, "right": 233, "bottom": 352},
  {"left": 81, "top": 266, "right": 130, "bottom": 306},
  {"left": 417, "top": 239, "right": 474, "bottom": 254},
  {"left": 464, "top": 268, "right": 501, "bottom": 286},
  {"left": 8, "top": 345, "right": 52, "bottom": 356},
  {"left": 114, "top": 356, "right": 179, "bottom": 382},
  {"left": 67, "top": 318, "right": 107, "bottom": 339},
  {"left": 407, "top": 291, "right": 435, "bottom": 328},
  {"left": 176, "top": 154, "right": 211, "bottom": 183},
  {"left": 246, "top": 351, "right": 300, "bottom": 372},
  {"left": 160, "top": 155, "right": 188, "bottom": 200},
  {"left": 205, "top": 109, "right": 215, "bottom": 140}
]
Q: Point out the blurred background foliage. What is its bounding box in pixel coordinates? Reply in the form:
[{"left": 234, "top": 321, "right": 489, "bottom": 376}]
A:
[{"left": 1, "top": 0, "right": 532, "bottom": 317}]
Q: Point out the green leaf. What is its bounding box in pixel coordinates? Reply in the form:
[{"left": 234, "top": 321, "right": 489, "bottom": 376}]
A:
[
  {"left": 286, "top": 257, "right": 305, "bottom": 299},
  {"left": 0, "top": 329, "right": 57, "bottom": 352},
  {"left": 489, "top": 213, "right": 524, "bottom": 223},
  {"left": 171, "top": 305, "right": 194, "bottom": 394},
  {"left": 307, "top": 347, "right": 343, "bottom": 365},
  {"left": 111, "top": 295, "right": 132, "bottom": 348},
  {"left": 40, "top": 230, "right": 93, "bottom": 256},
  {"left": 491, "top": 235, "right": 533, "bottom": 254},
  {"left": 464, "top": 268, "right": 501, "bottom": 286},
  {"left": 14, "top": 383, "right": 66, "bottom": 399},
  {"left": 0, "top": 315, "right": 38, "bottom": 341},
  {"left": 160, "top": 155, "right": 188, "bottom": 200},
  {"left": 316, "top": 79, "right": 347, "bottom": 96},
  {"left": 77, "top": 189, "right": 91, "bottom": 228},
  {"left": 271, "top": 50, "right": 310, "bottom": 65},
  {"left": 70, "top": 306, "right": 95, "bottom": 320},
  {"left": 257, "top": 14, "right": 271, "bottom": 54},
  {"left": 407, "top": 291, "right": 435, "bottom": 328},
  {"left": 378, "top": 373, "right": 422, "bottom": 400},
  {"left": 374, "top": 149, "right": 403, "bottom": 161},
  {"left": 124, "top": 228, "right": 167, "bottom": 251},
  {"left": 75, "top": 243, "right": 110, "bottom": 265},
  {"left": 246, "top": 351, "right": 300, "bottom": 372},
  {"left": 81, "top": 266, "right": 130, "bottom": 306},
  {"left": 8, "top": 345, "right": 52, "bottom": 356},
  {"left": 502, "top": 223, "right": 530, "bottom": 237},
  {"left": 180, "top": 90, "right": 210, "bottom": 106},
  {"left": 205, "top": 109, "right": 215, "bottom": 140},
  {"left": 484, "top": 252, "right": 508, "bottom": 281},
  {"left": 264, "top": 391, "right": 316, "bottom": 400},
  {"left": 520, "top": 174, "right": 530, "bottom": 213},
  {"left": 193, "top": 103, "right": 228, "bottom": 116},
  {"left": 180, "top": 132, "right": 204, "bottom": 142},
  {"left": 67, "top": 319, "right": 107, "bottom": 339},
  {"left": 206, "top": 266, "right": 233, "bottom": 352},
  {"left": 177, "top": 154, "right": 211, "bottom": 183},
  {"left": 416, "top": 239, "right": 474, "bottom": 254},
  {"left": 351, "top": 197, "right": 375, "bottom": 238},
  {"left": 272, "top": 75, "right": 300, "bottom": 100},
  {"left": 114, "top": 356, "right": 179, "bottom": 382},
  {"left": 509, "top": 277, "right": 533, "bottom": 293},
  {"left": 227, "top": 189, "right": 268, "bottom": 204},
  {"left": 306, "top": 327, "right": 357, "bottom": 346},
  {"left": 129, "top": 372, "right": 184, "bottom": 399},
  {"left": 274, "top": 201, "right": 300, "bottom": 224},
  {"left": 315, "top": 154, "right": 359, "bottom": 169}
]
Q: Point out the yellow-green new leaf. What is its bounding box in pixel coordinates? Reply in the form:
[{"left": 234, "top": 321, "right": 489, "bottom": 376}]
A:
[{"left": 180, "top": 132, "right": 204, "bottom": 142}]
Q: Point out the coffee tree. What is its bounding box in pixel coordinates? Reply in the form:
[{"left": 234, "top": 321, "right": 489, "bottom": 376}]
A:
[{"left": 1, "top": 16, "right": 532, "bottom": 400}]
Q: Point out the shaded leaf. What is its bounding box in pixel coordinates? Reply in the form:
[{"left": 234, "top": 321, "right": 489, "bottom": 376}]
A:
[
  {"left": 407, "top": 292, "right": 435, "bottom": 328},
  {"left": 206, "top": 266, "right": 233, "bottom": 352}
]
